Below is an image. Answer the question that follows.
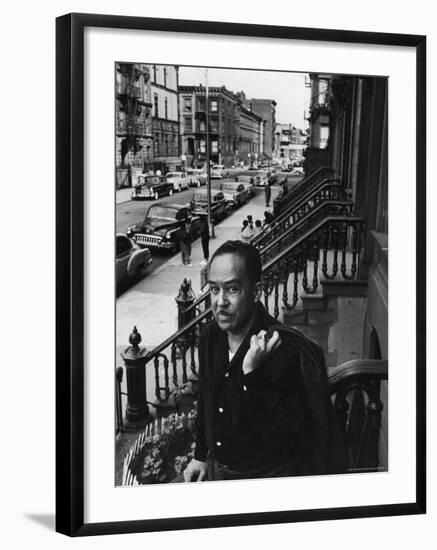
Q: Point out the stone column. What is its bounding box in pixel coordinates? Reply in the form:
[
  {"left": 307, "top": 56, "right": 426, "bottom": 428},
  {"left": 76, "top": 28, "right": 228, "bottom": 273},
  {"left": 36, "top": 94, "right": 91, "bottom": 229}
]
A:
[{"left": 120, "top": 326, "right": 149, "bottom": 431}]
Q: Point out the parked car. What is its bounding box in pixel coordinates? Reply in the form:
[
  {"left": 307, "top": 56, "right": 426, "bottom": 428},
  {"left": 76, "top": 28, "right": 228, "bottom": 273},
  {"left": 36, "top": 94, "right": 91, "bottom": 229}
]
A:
[
  {"left": 165, "top": 171, "right": 191, "bottom": 192},
  {"left": 220, "top": 182, "right": 250, "bottom": 208},
  {"left": 211, "top": 164, "right": 229, "bottom": 179},
  {"left": 235, "top": 174, "right": 256, "bottom": 197},
  {"left": 253, "top": 170, "right": 272, "bottom": 187},
  {"left": 186, "top": 168, "right": 207, "bottom": 187},
  {"left": 131, "top": 174, "right": 174, "bottom": 200},
  {"left": 191, "top": 190, "right": 228, "bottom": 224},
  {"left": 116, "top": 233, "right": 152, "bottom": 285},
  {"left": 126, "top": 203, "right": 200, "bottom": 253},
  {"left": 291, "top": 166, "right": 305, "bottom": 175}
]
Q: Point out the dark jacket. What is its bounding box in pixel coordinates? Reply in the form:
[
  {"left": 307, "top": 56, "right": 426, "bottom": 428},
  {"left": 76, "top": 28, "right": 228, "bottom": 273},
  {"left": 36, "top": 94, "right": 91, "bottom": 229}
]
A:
[
  {"left": 177, "top": 223, "right": 192, "bottom": 245},
  {"left": 194, "top": 303, "right": 347, "bottom": 476},
  {"left": 199, "top": 218, "right": 209, "bottom": 240}
]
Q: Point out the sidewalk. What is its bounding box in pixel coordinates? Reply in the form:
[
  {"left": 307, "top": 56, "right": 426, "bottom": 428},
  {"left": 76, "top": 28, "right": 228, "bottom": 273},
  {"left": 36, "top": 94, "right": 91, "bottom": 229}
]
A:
[
  {"left": 116, "top": 186, "right": 280, "bottom": 356},
  {"left": 116, "top": 186, "right": 133, "bottom": 205}
]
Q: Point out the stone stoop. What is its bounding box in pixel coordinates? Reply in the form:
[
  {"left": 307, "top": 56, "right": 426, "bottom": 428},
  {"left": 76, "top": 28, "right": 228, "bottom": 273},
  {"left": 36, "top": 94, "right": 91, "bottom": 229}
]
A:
[{"left": 282, "top": 279, "right": 368, "bottom": 369}]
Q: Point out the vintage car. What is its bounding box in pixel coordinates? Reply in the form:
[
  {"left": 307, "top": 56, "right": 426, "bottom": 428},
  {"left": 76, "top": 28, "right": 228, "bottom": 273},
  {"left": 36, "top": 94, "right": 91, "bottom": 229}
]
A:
[
  {"left": 165, "top": 171, "right": 190, "bottom": 192},
  {"left": 219, "top": 182, "right": 250, "bottom": 208},
  {"left": 253, "top": 170, "right": 272, "bottom": 187},
  {"left": 131, "top": 174, "right": 174, "bottom": 200},
  {"left": 116, "top": 233, "right": 152, "bottom": 286},
  {"left": 186, "top": 168, "right": 207, "bottom": 187},
  {"left": 126, "top": 203, "right": 200, "bottom": 252},
  {"left": 191, "top": 190, "right": 228, "bottom": 224},
  {"left": 211, "top": 164, "right": 229, "bottom": 179},
  {"left": 234, "top": 174, "right": 256, "bottom": 197}
]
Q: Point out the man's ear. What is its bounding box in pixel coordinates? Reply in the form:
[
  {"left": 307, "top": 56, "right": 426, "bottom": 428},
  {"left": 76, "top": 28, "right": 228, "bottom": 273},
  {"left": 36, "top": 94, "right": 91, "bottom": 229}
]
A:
[{"left": 253, "top": 281, "right": 262, "bottom": 302}]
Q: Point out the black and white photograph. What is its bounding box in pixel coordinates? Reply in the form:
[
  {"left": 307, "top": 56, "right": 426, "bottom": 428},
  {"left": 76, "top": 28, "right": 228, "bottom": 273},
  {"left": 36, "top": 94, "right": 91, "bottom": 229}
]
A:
[
  {"left": 2, "top": 0, "right": 433, "bottom": 545},
  {"left": 114, "top": 63, "right": 389, "bottom": 487}
]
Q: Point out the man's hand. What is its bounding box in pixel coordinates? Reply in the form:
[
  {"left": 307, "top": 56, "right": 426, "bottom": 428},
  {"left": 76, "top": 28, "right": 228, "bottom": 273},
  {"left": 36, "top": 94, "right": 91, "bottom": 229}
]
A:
[
  {"left": 242, "top": 329, "right": 281, "bottom": 375},
  {"left": 183, "top": 458, "right": 208, "bottom": 482}
]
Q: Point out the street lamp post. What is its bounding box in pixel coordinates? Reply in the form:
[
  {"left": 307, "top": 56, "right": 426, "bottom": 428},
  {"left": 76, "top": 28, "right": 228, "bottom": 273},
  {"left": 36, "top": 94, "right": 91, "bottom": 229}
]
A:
[{"left": 205, "top": 69, "right": 215, "bottom": 238}]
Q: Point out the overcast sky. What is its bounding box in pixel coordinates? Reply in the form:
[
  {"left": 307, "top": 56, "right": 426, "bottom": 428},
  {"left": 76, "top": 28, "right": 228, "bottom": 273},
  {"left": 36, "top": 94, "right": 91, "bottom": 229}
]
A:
[{"left": 179, "top": 66, "right": 311, "bottom": 128}]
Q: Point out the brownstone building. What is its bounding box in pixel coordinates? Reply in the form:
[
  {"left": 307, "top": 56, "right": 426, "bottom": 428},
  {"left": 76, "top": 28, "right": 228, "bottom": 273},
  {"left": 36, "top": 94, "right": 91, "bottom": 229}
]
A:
[
  {"left": 179, "top": 85, "right": 240, "bottom": 168},
  {"left": 149, "top": 64, "right": 181, "bottom": 173},
  {"left": 115, "top": 63, "right": 153, "bottom": 188},
  {"left": 304, "top": 73, "right": 332, "bottom": 173},
  {"left": 246, "top": 98, "right": 277, "bottom": 161}
]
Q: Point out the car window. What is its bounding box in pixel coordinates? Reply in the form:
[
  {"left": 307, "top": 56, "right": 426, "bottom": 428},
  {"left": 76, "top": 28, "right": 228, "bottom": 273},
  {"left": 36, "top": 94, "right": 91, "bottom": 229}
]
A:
[
  {"left": 147, "top": 205, "right": 178, "bottom": 219},
  {"left": 116, "top": 235, "right": 132, "bottom": 256}
]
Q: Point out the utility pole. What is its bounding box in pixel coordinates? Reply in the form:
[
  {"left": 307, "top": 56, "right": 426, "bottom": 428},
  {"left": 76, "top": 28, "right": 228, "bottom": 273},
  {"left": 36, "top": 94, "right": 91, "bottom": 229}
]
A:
[{"left": 205, "top": 69, "right": 215, "bottom": 238}]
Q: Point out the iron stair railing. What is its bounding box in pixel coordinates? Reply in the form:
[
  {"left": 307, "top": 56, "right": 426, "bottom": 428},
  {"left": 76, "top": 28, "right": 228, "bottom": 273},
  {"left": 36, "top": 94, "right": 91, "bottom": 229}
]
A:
[
  {"left": 273, "top": 166, "right": 338, "bottom": 216},
  {"left": 329, "top": 359, "right": 388, "bottom": 471}
]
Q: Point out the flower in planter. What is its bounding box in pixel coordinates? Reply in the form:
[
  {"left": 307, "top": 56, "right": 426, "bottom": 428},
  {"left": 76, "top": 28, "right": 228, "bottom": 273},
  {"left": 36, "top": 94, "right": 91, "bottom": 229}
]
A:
[{"left": 131, "top": 406, "right": 198, "bottom": 484}]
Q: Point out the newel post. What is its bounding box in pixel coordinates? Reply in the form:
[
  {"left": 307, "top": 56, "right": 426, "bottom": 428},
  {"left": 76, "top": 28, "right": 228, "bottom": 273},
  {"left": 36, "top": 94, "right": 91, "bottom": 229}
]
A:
[
  {"left": 175, "top": 278, "right": 196, "bottom": 333},
  {"left": 120, "top": 326, "right": 149, "bottom": 431}
]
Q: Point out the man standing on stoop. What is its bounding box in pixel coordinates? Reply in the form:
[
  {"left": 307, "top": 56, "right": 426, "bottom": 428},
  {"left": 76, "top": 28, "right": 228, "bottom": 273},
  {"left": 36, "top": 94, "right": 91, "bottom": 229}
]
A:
[{"left": 183, "top": 240, "right": 347, "bottom": 482}]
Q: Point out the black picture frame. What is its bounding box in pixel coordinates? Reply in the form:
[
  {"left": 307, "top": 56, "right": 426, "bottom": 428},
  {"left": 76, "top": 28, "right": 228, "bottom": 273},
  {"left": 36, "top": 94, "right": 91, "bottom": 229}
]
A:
[{"left": 56, "top": 12, "right": 426, "bottom": 537}]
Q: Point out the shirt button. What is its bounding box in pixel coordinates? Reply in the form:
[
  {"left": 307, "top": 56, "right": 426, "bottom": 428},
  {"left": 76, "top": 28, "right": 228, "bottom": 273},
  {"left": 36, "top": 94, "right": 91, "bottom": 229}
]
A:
[
  {"left": 218, "top": 407, "right": 224, "bottom": 413},
  {"left": 243, "top": 385, "right": 247, "bottom": 392},
  {"left": 216, "top": 441, "right": 222, "bottom": 447}
]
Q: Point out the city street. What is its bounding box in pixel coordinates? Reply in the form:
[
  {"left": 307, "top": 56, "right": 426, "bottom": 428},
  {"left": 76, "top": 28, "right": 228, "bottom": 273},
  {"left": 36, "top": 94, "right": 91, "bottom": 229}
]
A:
[{"left": 116, "top": 170, "right": 301, "bottom": 287}]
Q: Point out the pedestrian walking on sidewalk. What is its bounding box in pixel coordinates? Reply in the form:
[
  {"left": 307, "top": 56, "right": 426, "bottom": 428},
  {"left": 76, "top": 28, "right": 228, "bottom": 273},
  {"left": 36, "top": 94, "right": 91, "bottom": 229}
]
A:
[
  {"left": 265, "top": 181, "right": 271, "bottom": 207},
  {"left": 200, "top": 216, "right": 210, "bottom": 265},
  {"left": 179, "top": 219, "right": 193, "bottom": 266}
]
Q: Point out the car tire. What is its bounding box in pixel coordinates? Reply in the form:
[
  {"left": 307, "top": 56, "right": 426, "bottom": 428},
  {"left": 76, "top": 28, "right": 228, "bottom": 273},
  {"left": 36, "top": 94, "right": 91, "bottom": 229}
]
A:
[
  {"left": 154, "top": 191, "right": 159, "bottom": 200},
  {"left": 178, "top": 185, "right": 181, "bottom": 192},
  {"left": 197, "top": 180, "right": 201, "bottom": 187},
  {"left": 169, "top": 188, "right": 173, "bottom": 196}
]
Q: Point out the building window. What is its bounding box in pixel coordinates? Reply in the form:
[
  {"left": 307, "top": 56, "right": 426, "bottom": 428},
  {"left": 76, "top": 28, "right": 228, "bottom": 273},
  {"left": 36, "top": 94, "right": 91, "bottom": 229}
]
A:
[
  {"left": 153, "top": 65, "right": 157, "bottom": 83},
  {"left": 199, "top": 139, "right": 206, "bottom": 153},
  {"left": 163, "top": 67, "right": 167, "bottom": 87},
  {"left": 165, "top": 134, "right": 168, "bottom": 155},
  {"left": 154, "top": 94, "right": 159, "bottom": 117},
  {"left": 211, "top": 140, "right": 218, "bottom": 154},
  {"left": 154, "top": 135, "right": 159, "bottom": 155},
  {"left": 210, "top": 119, "right": 218, "bottom": 132},
  {"left": 320, "top": 125, "right": 329, "bottom": 149},
  {"left": 165, "top": 98, "right": 168, "bottom": 119},
  {"left": 197, "top": 98, "right": 205, "bottom": 111},
  {"left": 210, "top": 99, "right": 218, "bottom": 112},
  {"left": 184, "top": 97, "right": 192, "bottom": 111},
  {"left": 184, "top": 117, "right": 192, "bottom": 132},
  {"left": 199, "top": 120, "right": 206, "bottom": 132}
]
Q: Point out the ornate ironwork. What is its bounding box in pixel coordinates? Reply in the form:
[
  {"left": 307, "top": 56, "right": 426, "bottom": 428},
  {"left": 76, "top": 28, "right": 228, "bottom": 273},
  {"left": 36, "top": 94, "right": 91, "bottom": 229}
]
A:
[{"left": 329, "top": 359, "right": 388, "bottom": 471}]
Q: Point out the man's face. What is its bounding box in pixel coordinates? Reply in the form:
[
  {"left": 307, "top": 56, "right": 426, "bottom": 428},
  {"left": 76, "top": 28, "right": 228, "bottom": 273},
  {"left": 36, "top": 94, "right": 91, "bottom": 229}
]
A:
[{"left": 208, "top": 252, "right": 259, "bottom": 335}]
